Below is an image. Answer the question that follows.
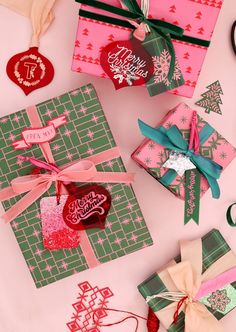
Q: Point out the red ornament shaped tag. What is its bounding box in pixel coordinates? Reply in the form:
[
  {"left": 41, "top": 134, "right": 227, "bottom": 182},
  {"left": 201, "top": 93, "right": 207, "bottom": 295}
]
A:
[
  {"left": 7, "top": 47, "right": 54, "bottom": 95},
  {"left": 63, "top": 185, "right": 112, "bottom": 231},
  {"left": 100, "top": 38, "right": 154, "bottom": 89}
]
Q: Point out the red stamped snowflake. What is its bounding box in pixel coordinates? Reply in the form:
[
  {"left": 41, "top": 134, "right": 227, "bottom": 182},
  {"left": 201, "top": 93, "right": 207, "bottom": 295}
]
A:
[{"left": 67, "top": 281, "right": 114, "bottom": 332}]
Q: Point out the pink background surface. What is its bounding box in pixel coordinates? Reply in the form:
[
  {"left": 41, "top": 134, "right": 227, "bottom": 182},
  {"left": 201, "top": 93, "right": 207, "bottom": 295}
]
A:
[{"left": 0, "top": 0, "right": 236, "bottom": 331}]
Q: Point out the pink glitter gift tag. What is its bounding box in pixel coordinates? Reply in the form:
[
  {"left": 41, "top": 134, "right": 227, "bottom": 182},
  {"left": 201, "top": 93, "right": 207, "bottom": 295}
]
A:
[{"left": 40, "top": 196, "right": 80, "bottom": 250}]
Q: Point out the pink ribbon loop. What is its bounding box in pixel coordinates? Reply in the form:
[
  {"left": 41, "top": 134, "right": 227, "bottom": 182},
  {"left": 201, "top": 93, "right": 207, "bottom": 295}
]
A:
[{"left": 0, "top": 156, "right": 134, "bottom": 223}]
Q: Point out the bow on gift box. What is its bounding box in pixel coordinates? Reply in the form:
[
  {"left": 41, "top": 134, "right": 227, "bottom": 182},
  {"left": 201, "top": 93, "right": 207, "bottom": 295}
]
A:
[
  {"left": 146, "top": 237, "right": 236, "bottom": 332},
  {"left": 0, "top": 106, "right": 134, "bottom": 225},
  {"left": 76, "top": 0, "right": 184, "bottom": 81},
  {"left": 76, "top": 0, "right": 210, "bottom": 83},
  {"left": 138, "top": 112, "right": 223, "bottom": 224}
]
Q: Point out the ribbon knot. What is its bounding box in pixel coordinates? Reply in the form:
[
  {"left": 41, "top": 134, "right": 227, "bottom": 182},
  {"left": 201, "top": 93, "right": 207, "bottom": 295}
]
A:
[
  {"left": 146, "top": 238, "right": 236, "bottom": 331},
  {"left": 138, "top": 119, "right": 222, "bottom": 199}
]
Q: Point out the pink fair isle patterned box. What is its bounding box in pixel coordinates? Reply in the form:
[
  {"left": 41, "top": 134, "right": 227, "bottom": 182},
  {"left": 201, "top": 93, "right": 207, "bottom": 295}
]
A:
[
  {"left": 132, "top": 103, "right": 236, "bottom": 200},
  {"left": 72, "top": 0, "right": 224, "bottom": 98}
]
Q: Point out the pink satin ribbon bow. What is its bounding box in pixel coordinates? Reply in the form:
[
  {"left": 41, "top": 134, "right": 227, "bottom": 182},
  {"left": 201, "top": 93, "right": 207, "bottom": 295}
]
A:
[{"left": 0, "top": 106, "right": 134, "bottom": 224}]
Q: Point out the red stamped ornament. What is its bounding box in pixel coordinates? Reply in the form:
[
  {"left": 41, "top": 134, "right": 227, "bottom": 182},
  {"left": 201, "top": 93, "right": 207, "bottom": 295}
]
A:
[
  {"left": 100, "top": 38, "right": 154, "bottom": 89},
  {"left": 63, "top": 185, "right": 112, "bottom": 231},
  {"left": 7, "top": 47, "right": 54, "bottom": 95}
]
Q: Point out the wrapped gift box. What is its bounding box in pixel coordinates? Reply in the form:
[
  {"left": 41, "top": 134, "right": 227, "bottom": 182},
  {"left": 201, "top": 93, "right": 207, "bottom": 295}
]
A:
[
  {"left": 138, "top": 229, "right": 236, "bottom": 331},
  {"left": 72, "top": 0, "right": 224, "bottom": 98},
  {"left": 132, "top": 103, "right": 236, "bottom": 200},
  {"left": 0, "top": 84, "right": 153, "bottom": 288}
]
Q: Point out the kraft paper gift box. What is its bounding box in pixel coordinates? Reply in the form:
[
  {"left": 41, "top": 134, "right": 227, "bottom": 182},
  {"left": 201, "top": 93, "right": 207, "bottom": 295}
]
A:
[
  {"left": 72, "top": 0, "right": 223, "bottom": 98},
  {"left": 132, "top": 103, "right": 236, "bottom": 201},
  {"left": 0, "top": 84, "right": 153, "bottom": 288},
  {"left": 138, "top": 229, "right": 236, "bottom": 331}
]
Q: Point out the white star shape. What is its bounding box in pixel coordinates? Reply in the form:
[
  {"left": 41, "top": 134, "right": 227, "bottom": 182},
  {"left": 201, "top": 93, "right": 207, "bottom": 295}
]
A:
[{"left": 163, "top": 151, "right": 196, "bottom": 177}]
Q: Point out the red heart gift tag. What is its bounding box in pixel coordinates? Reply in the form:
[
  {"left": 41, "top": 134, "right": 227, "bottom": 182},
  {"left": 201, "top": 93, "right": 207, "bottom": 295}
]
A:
[
  {"left": 63, "top": 185, "right": 112, "bottom": 231},
  {"left": 100, "top": 38, "right": 154, "bottom": 89},
  {"left": 7, "top": 47, "right": 54, "bottom": 95}
]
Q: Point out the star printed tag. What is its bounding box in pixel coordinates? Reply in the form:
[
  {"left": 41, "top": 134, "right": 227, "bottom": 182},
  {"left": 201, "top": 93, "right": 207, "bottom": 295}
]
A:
[
  {"left": 163, "top": 151, "right": 196, "bottom": 177},
  {"left": 7, "top": 47, "right": 54, "bottom": 95},
  {"left": 63, "top": 184, "right": 112, "bottom": 231},
  {"left": 100, "top": 38, "right": 154, "bottom": 90}
]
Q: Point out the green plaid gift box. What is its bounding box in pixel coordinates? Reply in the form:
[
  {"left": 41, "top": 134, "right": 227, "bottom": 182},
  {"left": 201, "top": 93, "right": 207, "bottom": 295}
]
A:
[
  {"left": 138, "top": 229, "right": 236, "bottom": 331},
  {"left": 0, "top": 84, "right": 153, "bottom": 288}
]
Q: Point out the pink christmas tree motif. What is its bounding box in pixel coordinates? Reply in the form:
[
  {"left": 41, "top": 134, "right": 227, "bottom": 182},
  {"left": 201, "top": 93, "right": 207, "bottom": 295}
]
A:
[
  {"left": 186, "top": 66, "right": 192, "bottom": 73},
  {"left": 75, "top": 40, "right": 80, "bottom": 48},
  {"left": 82, "top": 28, "right": 89, "bottom": 36},
  {"left": 169, "top": 5, "right": 176, "bottom": 13},
  {"left": 73, "top": 54, "right": 81, "bottom": 60},
  {"left": 108, "top": 34, "right": 115, "bottom": 41},
  {"left": 88, "top": 57, "right": 93, "bottom": 63},
  {"left": 198, "top": 27, "right": 204, "bottom": 35},
  {"left": 82, "top": 55, "right": 87, "bottom": 62},
  {"left": 207, "top": 289, "right": 230, "bottom": 312},
  {"left": 94, "top": 58, "right": 100, "bottom": 65},
  {"left": 195, "top": 11, "right": 202, "bottom": 19},
  {"left": 87, "top": 43, "right": 93, "bottom": 50},
  {"left": 67, "top": 282, "right": 113, "bottom": 332},
  {"left": 185, "top": 24, "right": 192, "bottom": 32},
  {"left": 183, "top": 52, "right": 190, "bottom": 60}
]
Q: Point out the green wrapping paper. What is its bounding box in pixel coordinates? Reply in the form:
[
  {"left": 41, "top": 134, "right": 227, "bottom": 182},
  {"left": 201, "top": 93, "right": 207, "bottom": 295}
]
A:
[
  {"left": 0, "top": 84, "right": 153, "bottom": 288},
  {"left": 138, "top": 229, "right": 236, "bottom": 331}
]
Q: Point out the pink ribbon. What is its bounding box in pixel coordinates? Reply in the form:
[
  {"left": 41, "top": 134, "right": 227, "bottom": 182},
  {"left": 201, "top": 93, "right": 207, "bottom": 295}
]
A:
[
  {"left": 0, "top": 106, "right": 134, "bottom": 268},
  {"left": 119, "top": 1, "right": 147, "bottom": 41},
  {"left": 189, "top": 111, "right": 200, "bottom": 154}
]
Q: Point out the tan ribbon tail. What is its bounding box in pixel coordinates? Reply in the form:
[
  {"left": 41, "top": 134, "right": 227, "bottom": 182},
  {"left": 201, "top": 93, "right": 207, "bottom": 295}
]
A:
[
  {"left": 0, "top": 0, "right": 57, "bottom": 47},
  {"left": 155, "top": 302, "right": 179, "bottom": 330},
  {"left": 0, "top": 0, "right": 33, "bottom": 16},
  {"left": 180, "top": 239, "right": 202, "bottom": 282},
  {"left": 1, "top": 181, "right": 51, "bottom": 223},
  {"left": 185, "top": 302, "right": 225, "bottom": 332},
  {"left": 30, "top": 0, "right": 57, "bottom": 47}
]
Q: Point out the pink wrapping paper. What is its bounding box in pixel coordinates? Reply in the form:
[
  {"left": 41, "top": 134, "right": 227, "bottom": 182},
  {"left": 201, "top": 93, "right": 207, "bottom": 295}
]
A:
[
  {"left": 132, "top": 103, "right": 236, "bottom": 200},
  {"left": 72, "top": 0, "right": 224, "bottom": 98}
]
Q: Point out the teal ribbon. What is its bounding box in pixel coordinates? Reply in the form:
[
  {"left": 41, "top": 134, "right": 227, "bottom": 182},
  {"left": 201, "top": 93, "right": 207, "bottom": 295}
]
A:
[
  {"left": 138, "top": 120, "right": 222, "bottom": 198},
  {"left": 76, "top": 0, "right": 184, "bottom": 81}
]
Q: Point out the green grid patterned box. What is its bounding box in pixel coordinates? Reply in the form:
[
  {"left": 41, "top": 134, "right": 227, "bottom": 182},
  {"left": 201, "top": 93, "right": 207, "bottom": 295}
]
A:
[
  {"left": 138, "top": 229, "right": 236, "bottom": 331},
  {"left": 0, "top": 84, "right": 153, "bottom": 288}
]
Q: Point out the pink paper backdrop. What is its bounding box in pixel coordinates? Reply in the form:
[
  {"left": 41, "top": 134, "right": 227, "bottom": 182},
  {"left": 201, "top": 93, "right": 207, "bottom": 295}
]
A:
[{"left": 0, "top": 0, "right": 236, "bottom": 331}]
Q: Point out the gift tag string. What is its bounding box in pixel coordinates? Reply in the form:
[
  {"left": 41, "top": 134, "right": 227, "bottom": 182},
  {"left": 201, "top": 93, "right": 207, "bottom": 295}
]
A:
[{"left": 92, "top": 307, "right": 159, "bottom": 332}]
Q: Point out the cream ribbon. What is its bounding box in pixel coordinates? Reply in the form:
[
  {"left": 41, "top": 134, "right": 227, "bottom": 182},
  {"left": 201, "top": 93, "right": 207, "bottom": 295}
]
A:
[
  {"left": 0, "top": 0, "right": 57, "bottom": 46},
  {"left": 146, "top": 238, "right": 236, "bottom": 332}
]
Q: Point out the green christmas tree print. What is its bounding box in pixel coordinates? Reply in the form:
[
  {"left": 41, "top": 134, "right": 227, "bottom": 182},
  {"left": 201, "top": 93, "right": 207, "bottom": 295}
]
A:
[{"left": 196, "top": 81, "right": 223, "bottom": 115}]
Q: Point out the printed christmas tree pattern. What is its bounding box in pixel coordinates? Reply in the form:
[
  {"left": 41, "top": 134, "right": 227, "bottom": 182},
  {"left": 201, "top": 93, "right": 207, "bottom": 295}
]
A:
[{"left": 195, "top": 81, "right": 223, "bottom": 115}]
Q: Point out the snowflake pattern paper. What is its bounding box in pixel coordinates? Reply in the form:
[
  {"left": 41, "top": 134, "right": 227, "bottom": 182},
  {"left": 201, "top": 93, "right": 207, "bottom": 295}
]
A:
[
  {"left": 142, "top": 32, "right": 185, "bottom": 96},
  {"left": 67, "top": 281, "right": 114, "bottom": 332},
  {"left": 0, "top": 84, "right": 153, "bottom": 288}
]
